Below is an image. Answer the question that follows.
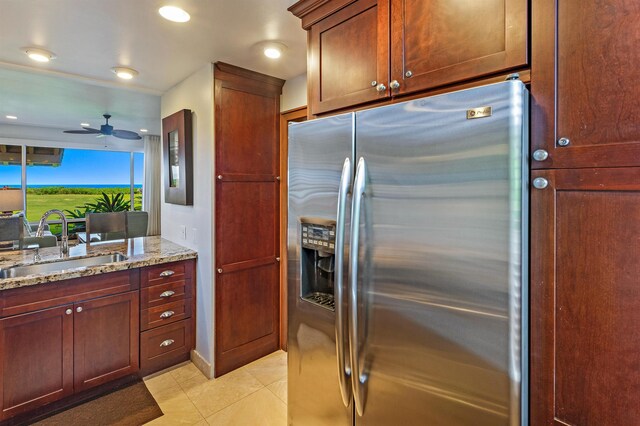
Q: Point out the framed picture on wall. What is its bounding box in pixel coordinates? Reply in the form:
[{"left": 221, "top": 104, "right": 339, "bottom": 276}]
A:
[{"left": 162, "top": 109, "right": 193, "bottom": 205}]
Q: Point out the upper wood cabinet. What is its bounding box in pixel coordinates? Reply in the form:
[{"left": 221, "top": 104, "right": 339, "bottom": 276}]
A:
[
  {"left": 308, "top": 0, "right": 389, "bottom": 114},
  {"left": 290, "top": 0, "right": 528, "bottom": 115},
  {"left": 531, "top": 0, "right": 640, "bottom": 169}
]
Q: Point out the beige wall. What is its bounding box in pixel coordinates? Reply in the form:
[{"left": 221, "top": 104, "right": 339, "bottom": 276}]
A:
[
  {"left": 160, "top": 63, "right": 215, "bottom": 377},
  {"left": 281, "top": 73, "right": 307, "bottom": 111}
]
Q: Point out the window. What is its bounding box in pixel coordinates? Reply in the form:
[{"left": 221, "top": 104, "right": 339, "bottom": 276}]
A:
[
  {"left": 0, "top": 145, "right": 23, "bottom": 190},
  {"left": 0, "top": 144, "right": 143, "bottom": 236}
]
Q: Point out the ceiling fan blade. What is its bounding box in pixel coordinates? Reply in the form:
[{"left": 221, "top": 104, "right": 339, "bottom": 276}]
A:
[
  {"left": 82, "top": 127, "right": 101, "bottom": 132},
  {"left": 112, "top": 129, "right": 142, "bottom": 140},
  {"left": 64, "top": 129, "right": 101, "bottom": 134}
]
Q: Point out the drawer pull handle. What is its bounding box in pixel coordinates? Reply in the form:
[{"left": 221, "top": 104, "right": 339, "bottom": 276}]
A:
[
  {"left": 160, "top": 339, "right": 175, "bottom": 347},
  {"left": 160, "top": 310, "right": 175, "bottom": 319},
  {"left": 160, "top": 270, "right": 175, "bottom": 277},
  {"left": 160, "top": 290, "right": 176, "bottom": 298}
]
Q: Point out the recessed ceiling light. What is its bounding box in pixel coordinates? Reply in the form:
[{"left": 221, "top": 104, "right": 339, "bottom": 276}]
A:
[
  {"left": 112, "top": 67, "right": 139, "bottom": 80},
  {"left": 6, "top": 115, "right": 17, "bottom": 120},
  {"left": 81, "top": 123, "right": 90, "bottom": 127},
  {"left": 24, "top": 47, "right": 56, "bottom": 63},
  {"left": 159, "top": 6, "right": 190, "bottom": 23},
  {"left": 140, "top": 129, "right": 148, "bottom": 133},
  {"left": 262, "top": 42, "right": 287, "bottom": 59}
]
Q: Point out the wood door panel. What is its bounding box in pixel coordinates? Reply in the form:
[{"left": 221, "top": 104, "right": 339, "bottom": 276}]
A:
[
  {"left": 74, "top": 291, "right": 139, "bottom": 392},
  {"left": 391, "top": 0, "right": 527, "bottom": 96},
  {"left": 320, "top": 7, "right": 378, "bottom": 101},
  {"left": 215, "top": 263, "right": 279, "bottom": 375},
  {"left": 0, "top": 305, "right": 73, "bottom": 420},
  {"left": 218, "top": 90, "right": 278, "bottom": 176},
  {"left": 531, "top": 168, "right": 640, "bottom": 425},
  {"left": 557, "top": 0, "right": 640, "bottom": 147},
  {"left": 214, "top": 63, "right": 283, "bottom": 377},
  {"left": 532, "top": 0, "right": 640, "bottom": 168},
  {"left": 217, "top": 264, "right": 279, "bottom": 352},
  {"left": 217, "top": 182, "right": 278, "bottom": 266},
  {"left": 309, "top": 0, "right": 390, "bottom": 114}
]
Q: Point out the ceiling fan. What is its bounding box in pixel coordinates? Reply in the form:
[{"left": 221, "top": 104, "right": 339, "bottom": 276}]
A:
[{"left": 63, "top": 114, "right": 142, "bottom": 140}]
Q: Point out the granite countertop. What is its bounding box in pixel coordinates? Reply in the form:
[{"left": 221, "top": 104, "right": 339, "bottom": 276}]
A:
[{"left": 0, "top": 236, "right": 197, "bottom": 291}]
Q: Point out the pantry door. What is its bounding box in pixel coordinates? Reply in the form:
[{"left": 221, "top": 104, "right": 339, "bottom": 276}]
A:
[{"left": 214, "top": 63, "right": 284, "bottom": 376}]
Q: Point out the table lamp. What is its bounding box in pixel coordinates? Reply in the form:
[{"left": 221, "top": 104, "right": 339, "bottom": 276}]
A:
[{"left": 0, "top": 189, "right": 24, "bottom": 217}]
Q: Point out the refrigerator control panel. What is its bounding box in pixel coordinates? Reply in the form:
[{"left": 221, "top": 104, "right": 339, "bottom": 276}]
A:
[{"left": 301, "top": 222, "right": 335, "bottom": 253}]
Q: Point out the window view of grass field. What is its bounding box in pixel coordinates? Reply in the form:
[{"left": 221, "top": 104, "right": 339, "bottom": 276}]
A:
[{"left": 0, "top": 146, "right": 143, "bottom": 235}]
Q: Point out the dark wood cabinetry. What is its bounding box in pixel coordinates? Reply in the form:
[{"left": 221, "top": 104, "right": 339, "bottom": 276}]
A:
[
  {"left": 530, "top": 0, "right": 640, "bottom": 422},
  {"left": 532, "top": 0, "right": 640, "bottom": 169},
  {"left": 0, "top": 259, "right": 196, "bottom": 421},
  {"left": 214, "top": 63, "right": 284, "bottom": 376},
  {"left": 139, "top": 260, "right": 196, "bottom": 375},
  {"left": 530, "top": 168, "right": 640, "bottom": 425},
  {"left": 0, "top": 305, "right": 73, "bottom": 420},
  {"left": 291, "top": 0, "right": 528, "bottom": 115},
  {"left": 308, "top": 0, "right": 389, "bottom": 114},
  {"left": 0, "top": 271, "right": 139, "bottom": 421},
  {"left": 73, "top": 291, "right": 139, "bottom": 392},
  {"left": 390, "top": 0, "right": 527, "bottom": 96}
]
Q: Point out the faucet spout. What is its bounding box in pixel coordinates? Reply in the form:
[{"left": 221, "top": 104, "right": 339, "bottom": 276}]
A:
[{"left": 36, "top": 209, "right": 69, "bottom": 255}]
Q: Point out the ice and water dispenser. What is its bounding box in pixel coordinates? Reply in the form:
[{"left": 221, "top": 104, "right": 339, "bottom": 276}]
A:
[{"left": 299, "top": 218, "right": 336, "bottom": 311}]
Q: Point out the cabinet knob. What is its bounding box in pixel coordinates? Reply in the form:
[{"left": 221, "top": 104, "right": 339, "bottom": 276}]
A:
[
  {"left": 76, "top": 306, "right": 83, "bottom": 313},
  {"left": 532, "top": 177, "right": 549, "bottom": 189},
  {"left": 370, "top": 80, "right": 377, "bottom": 86},
  {"left": 217, "top": 175, "right": 223, "bottom": 180},
  {"left": 160, "top": 339, "right": 175, "bottom": 348},
  {"left": 65, "top": 308, "right": 72, "bottom": 315},
  {"left": 405, "top": 70, "right": 413, "bottom": 78},
  {"left": 376, "top": 83, "right": 386, "bottom": 92},
  {"left": 389, "top": 80, "right": 400, "bottom": 90},
  {"left": 217, "top": 268, "right": 223, "bottom": 274},
  {"left": 276, "top": 257, "right": 280, "bottom": 262},
  {"left": 532, "top": 149, "right": 549, "bottom": 161},
  {"left": 160, "top": 310, "right": 175, "bottom": 319},
  {"left": 160, "top": 290, "right": 176, "bottom": 298},
  {"left": 160, "top": 270, "right": 175, "bottom": 277},
  {"left": 557, "top": 137, "right": 570, "bottom": 147}
]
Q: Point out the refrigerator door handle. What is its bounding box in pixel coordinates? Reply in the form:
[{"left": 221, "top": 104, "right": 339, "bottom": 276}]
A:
[
  {"left": 334, "top": 157, "right": 353, "bottom": 407},
  {"left": 348, "top": 157, "right": 368, "bottom": 417}
]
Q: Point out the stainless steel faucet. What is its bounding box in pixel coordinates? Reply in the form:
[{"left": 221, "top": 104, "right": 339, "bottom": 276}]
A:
[{"left": 36, "top": 209, "right": 68, "bottom": 255}]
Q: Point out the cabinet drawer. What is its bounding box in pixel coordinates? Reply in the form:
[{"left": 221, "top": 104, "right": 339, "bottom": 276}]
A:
[
  {"left": 140, "top": 320, "right": 192, "bottom": 375},
  {"left": 142, "top": 261, "right": 187, "bottom": 288},
  {"left": 141, "top": 299, "right": 191, "bottom": 331},
  {"left": 141, "top": 278, "right": 192, "bottom": 309}
]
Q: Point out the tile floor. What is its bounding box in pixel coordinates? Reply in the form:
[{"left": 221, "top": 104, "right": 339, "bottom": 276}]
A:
[{"left": 143, "top": 351, "right": 287, "bottom": 425}]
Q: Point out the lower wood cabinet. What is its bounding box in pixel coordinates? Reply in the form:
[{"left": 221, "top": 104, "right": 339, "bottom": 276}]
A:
[
  {"left": 140, "top": 259, "right": 196, "bottom": 376},
  {"left": 531, "top": 167, "right": 640, "bottom": 425},
  {"left": 0, "top": 260, "right": 196, "bottom": 422},
  {"left": 0, "top": 305, "right": 74, "bottom": 420},
  {"left": 73, "top": 291, "right": 139, "bottom": 392}
]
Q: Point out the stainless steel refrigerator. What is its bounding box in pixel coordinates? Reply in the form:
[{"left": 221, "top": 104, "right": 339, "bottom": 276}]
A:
[{"left": 287, "top": 81, "right": 528, "bottom": 426}]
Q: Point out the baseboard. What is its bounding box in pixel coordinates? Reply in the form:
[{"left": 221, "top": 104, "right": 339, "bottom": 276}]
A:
[{"left": 190, "top": 349, "right": 213, "bottom": 379}]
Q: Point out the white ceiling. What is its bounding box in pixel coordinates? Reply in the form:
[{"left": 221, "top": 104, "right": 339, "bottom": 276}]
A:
[{"left": 0, "top": 0, "right": 306, "bottom": 134}]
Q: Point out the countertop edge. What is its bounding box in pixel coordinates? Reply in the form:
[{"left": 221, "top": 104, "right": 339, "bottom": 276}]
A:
[{"left": 0, "top": 237, "right": 198, "bottom": 292}]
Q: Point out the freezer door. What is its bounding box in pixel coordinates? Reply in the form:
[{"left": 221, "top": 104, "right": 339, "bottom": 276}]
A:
[
  {"left": 288, "top": 114, "right": 354, "bottom": 426},
  {"left": 351, "top": 81, "right": 528, "bottom": 426}
]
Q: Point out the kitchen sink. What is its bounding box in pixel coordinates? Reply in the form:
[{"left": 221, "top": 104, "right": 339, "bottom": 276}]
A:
[{"left": 0, "top": 253, "right": 127, "bottom": 279}]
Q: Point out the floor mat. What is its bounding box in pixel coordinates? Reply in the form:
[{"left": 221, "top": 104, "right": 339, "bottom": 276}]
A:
[{"left": 31, "top": 381, "right": 163, "bottom": 426}]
